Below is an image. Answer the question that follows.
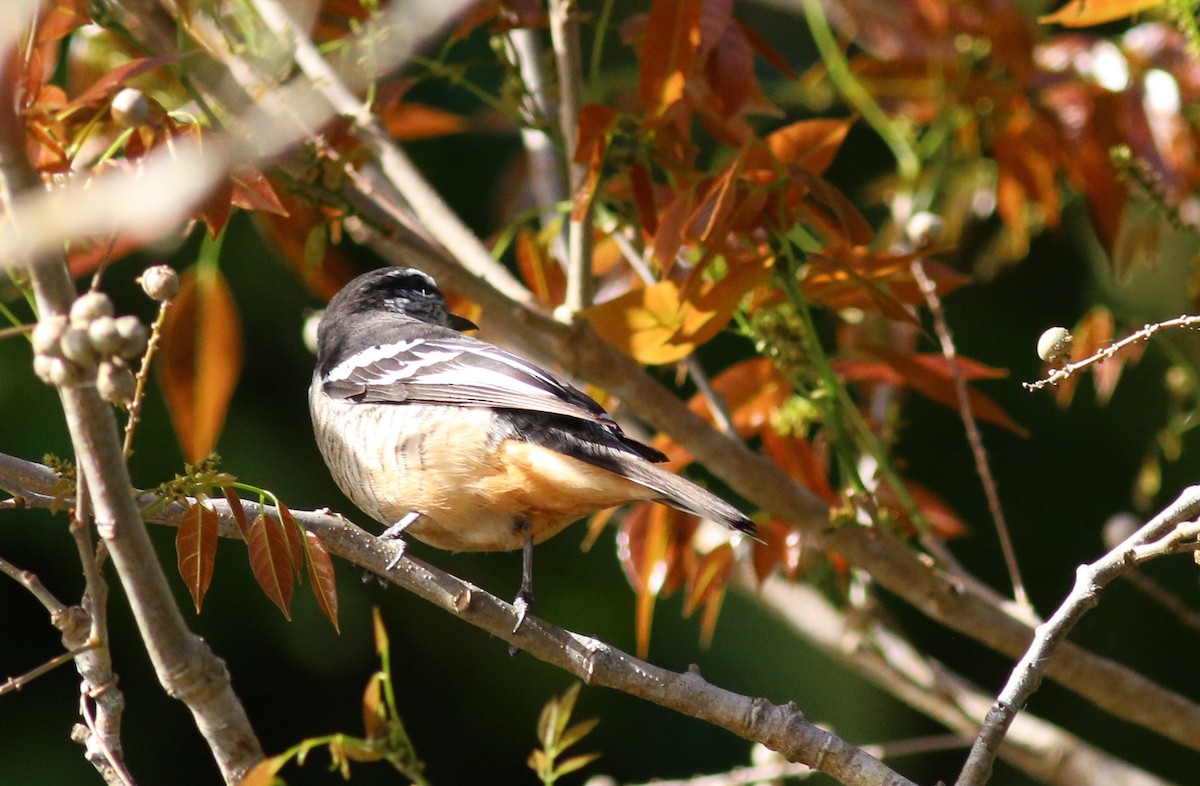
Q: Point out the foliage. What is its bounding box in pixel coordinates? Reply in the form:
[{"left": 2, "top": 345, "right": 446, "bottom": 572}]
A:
[{"left": 5, "top": 0, "right": 1200, "bottom": 784}]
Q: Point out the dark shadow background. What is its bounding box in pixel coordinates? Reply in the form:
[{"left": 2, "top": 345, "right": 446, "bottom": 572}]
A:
[{"left": 3, "top": 3, "right": 1200, "bottom": 784}]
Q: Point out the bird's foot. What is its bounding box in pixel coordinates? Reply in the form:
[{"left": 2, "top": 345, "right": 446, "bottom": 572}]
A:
[{"left": 381, "top": 510, "right": 421, "bottom": 570}]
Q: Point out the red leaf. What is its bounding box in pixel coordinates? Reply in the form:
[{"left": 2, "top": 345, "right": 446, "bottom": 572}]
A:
[
  {"left": 761, "top": 427, "right": 837, "bottom": 505},
  {"left": 277, "top": 502, "right": 304, "bottom": 575},
  {"left": 222, "top": 486, "right": 251, "bottom": 538},
  {"left": 36, "top": 0, "right": 92, "bottom": 45},
  {"left": 380, "top": 101, "right": 467, "bottom": 140},
  {"left": 247, "top": 513, "right": 294, "bottom": 619},
  {"left": 67, "top": 56, "right": 172, "bottom": 111},
  {"left": 157, "top": 267, "right": 244, "bottom": 462},
  {"left": 229, "top": 167, "right": 288, "bottom": 216},
  {"left": 516, "top": 230, "right": 566, "bottom": 307},
  {"left": 751, "top": 520, "right": 804, "bottom": 583},
  {"left": 629, "top": 163, "right": 659, "bottom": 236},
  {"left": 833, "top": 349, "right": 1027, "bottom": 436},
  {"left": 177, "top": 502, "right": 218, "bottom": 613},
  {"left": 763, "top": 118, "right": 854, "bottom": 176},
  {"left": 304, "top": 531, "right": 340, "bottom": 633},
  {"left": 639, "top": 0, "right": 704, "bottom": 116},
  {"left": 876, "top": 481, "right": 969, "bottom": 540}
]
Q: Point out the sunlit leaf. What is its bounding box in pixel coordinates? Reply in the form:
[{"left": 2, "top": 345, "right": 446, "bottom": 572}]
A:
[
  {"left": 158, "top": 267, "right": 244, "bottom": 463},
  {"left": 761, "top": 427, "right": 837, "bottom": 504},
  {"left": 1040, "top": 0, "right": 1164, "bottom": 26},
  {"left": 516, "top": 229, "right": 565, "bottom": 306},
  {"left": 554, "top": 752, "right": 602, "bottom": 777},
  {"left": 239, "top": 753, "right": 290, "bottom": 786},
  {"left": 751, "top": 519, "right": 805, "bottom": 583},
  {"left": 683, "top": 543, "right": 733, "bottom": 618},
  {"left": 177, "top": 501, "right": 218, "bottom": 612},
  {"left": 759, "top": 118, "right": 853, "bottom": 176},
  {"left": 639, "top": 0, "right": 704, "bottom": 116},
  {"left": 229, "top": 166, "right": 288, "bottom": 216},
  {"left": 247, "top": 513, "right": 294, "bottom": 619},
  {"left": 833, "top": 349, "right": 1026, "bottom": 436},
  {"left": 585, "top": 258, "right": 771, "bottom": 364},
  {"left": 305, "top": 530, "right": 340, "bottom": 633},
  {"left": 362, "top": 672, "right": 387, "bottom": 740},
  {"left": 380, "top": 101, "right": 468, "bottom": 140}
]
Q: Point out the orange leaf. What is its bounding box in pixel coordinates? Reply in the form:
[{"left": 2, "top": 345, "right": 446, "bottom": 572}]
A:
[
  {"left": 654, "top": 357, "right": 791, "bottom": 469},
  {"left": 305, "top": 531, "right": 340, "bottom": 633},
  {"left": 876, "top": 481, "right": 969, "bottom": 539},
  {"left": 380, "top": 101, "right": 467, "bottom": 140},
  {"left": 763, "top": 118, "right": 853, "bottom": 175},
  {"left": 751, "top": 520, "right": 804, "bottom": 583},
  {"left": 240, "top": 754, "right": 290, "bottom": 786},
  {"left": 585, "top": 258, "right": 771, "bottom": 365},
  {"left": 617, "top": 505, "right": 698, "bottom": 659},
  {"left": 573, "top": 104, "right": 618, "bottom": 166},
  {"left": 158, "top": 267, "right": 244, "bottom": 462},
  {"left": 585, "top": 280, "right": 687, "bottom": 364},
  {"left": 229, "top": 166, "right": 288, "bottom": 217},
  {"left": 516, "top": 230, "right": 566, "bottom": 307},
  {"left": 177, "top": 501, "right": 218, "bottom": 612},
  {"left": 761, "top": 427, "right": 837, "bottom": 504},
  {"left": 833, "top": 349, "right": 1027, "bottom": 436},
  {"left": 1040, "top": 0, "right": 1164, "bottom": 26},
  {"left": 247, "top": 513, "right": 294, "bottom": 619},
  {"left": 639, "top": 0, "right": 704, "bottom": 116},
  {"left": 572, "top": 105, "right": 618, "bottom": 221},
  {"left": 683, "top": 543, "right": 733, "bottom": 618}
]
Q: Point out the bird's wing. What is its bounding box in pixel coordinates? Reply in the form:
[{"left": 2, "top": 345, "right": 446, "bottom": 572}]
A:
[{"left": 322, "top": 336, "right": 614, "bottom": 425}]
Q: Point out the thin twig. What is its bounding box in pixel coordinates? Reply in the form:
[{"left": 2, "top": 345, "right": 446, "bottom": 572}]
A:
[
  {"left": 0, "top": 553, "right": 69, "bottom": 616},
  {"left": 955, "top": 485, "right": 1200, "bottom": 786},
  {"left": 748, "top": 570, "right": 1172, "bottom": 786},
  {"left": 0, "top": 642, "right": 99, "bottom": 697},
  {"left": 910, "top": 259, "right": 1028, "bottom": 608},
  {"left": 1024, "top": 314, "right": 1200, "bottom": 392},
  {"left": 123, "top": 299, "right": 170, "bottom": 458}
]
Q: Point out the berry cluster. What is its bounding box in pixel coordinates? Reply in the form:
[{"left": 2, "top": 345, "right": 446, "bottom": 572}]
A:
[{"left": 32, "top": 291, "right": 146, "bottom": 403}]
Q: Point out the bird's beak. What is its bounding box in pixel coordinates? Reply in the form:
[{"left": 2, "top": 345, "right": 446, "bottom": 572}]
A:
[{"left": 448, "top": 313, "right": 479, "bottom": 332}]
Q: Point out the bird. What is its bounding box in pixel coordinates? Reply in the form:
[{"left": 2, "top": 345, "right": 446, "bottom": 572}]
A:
[{"left": 309, "top": 266, "right": 756, "bottom": 628}]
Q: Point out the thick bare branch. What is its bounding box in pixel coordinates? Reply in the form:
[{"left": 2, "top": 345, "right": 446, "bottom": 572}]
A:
[{"left": 0, "top": 454, "right": 912, "bottom": 786}]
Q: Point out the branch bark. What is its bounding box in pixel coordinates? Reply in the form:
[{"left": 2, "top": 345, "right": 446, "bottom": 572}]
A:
[
  {"left": 0, "top": 57, "right": 263, "bottom": 785},
  {"left": 0, "top": 454, "right": 915, "bottom": 786}
]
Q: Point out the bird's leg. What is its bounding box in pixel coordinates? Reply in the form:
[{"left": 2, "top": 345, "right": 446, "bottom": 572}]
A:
[
  {"left": 512, "top": 532, "right": 535, "bottom": 634},
  {"left": 382, "top": 510, "right": 421, "bottom": 570}
]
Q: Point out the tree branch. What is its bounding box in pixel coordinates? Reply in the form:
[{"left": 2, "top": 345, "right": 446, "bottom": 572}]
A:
[
  {"left": 0, "top": 60, "right": 263, "bottom": 785},
  {"left": 0, "top": 454, "right": 914, "bottom": 786},
  {"left": 955, "top": 485, "right": 1200, "bottom": 786},
  {"left": 750, "top": 573, "right": 1174, "bottom": 786}
]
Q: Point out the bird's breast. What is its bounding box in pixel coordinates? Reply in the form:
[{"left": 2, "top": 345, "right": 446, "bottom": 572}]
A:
[{"left": 309, "top": 384, "right": 655, "bottom": 552}]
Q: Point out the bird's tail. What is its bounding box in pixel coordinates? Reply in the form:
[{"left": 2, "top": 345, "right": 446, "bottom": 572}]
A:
[{"left": 610, "top": 454, "right": 756, "bottom": 536}]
